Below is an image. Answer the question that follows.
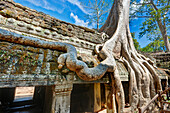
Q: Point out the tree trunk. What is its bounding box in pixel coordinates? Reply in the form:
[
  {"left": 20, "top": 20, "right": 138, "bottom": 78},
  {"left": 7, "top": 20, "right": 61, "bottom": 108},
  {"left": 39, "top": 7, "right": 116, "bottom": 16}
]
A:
[
  {"left": 97, "top": 19, "right": 99, "bottom": 31},
  {"left": 97, "top": 0, "right": 162, "bottom": 112},
  {"left": 156, "top": 18, "right": 170, "bottom": 52},
  {"left": 55, "top": 0, "right": 162, "bottom": 112}
]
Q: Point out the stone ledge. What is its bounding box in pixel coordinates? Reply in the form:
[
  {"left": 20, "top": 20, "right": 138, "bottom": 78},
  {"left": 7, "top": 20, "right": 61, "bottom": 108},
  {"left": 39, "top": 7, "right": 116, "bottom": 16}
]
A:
[{"left": 0, "top": 0, "right": 105, "bottom": 46}]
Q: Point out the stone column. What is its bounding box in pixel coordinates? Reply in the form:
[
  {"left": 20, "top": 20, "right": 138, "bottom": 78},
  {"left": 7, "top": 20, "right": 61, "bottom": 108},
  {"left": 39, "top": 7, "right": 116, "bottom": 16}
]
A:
[{"left": 52, "top": 80, "right": 73, "bottom": 113}]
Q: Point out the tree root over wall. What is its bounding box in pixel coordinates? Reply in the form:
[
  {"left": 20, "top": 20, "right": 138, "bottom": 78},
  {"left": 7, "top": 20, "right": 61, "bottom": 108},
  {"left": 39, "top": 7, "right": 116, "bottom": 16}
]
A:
[
  {"left": 97, "top": 0, "right": 162, "bottom": 112},
  {"left": 0, "top": 1, "right": 162, "bottom": 112}
]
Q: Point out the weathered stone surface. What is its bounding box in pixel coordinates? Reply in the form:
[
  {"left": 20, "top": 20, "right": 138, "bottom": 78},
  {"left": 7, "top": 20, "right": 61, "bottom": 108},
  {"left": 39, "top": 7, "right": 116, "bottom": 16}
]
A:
[
  {"left": 142, "top": 52, "right": 170, "bottom": 78},
  {"left": 0, "top": 41, "right": 59, "bottom": 75},
  {"left": 0, "top": 29, "right": 111, "bottom": 87},
  {"left": 151, "top": 52, "right": 170, "bottom": 69},
  {"left": 0, "top": 0, "right": 107, "bottom": 54},
  {"left": 53, "top": 81, "right": 73, "bottom": 113},
  {"left": 0, "top": 28, "right": 128, "bottom": 87}
]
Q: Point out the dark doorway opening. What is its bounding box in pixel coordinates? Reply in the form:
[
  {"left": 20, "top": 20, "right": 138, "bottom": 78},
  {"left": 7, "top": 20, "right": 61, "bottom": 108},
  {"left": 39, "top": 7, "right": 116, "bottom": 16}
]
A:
[{"left": 0, "top": 86, "right": 46, "bottom": 113}]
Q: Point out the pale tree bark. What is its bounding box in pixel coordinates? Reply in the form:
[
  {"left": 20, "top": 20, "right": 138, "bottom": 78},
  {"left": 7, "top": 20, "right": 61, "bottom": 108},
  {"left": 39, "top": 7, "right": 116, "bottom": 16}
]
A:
[
  {"left": 150, "top": 0, "right": 170, "bottom": 52},
  {"left": 55, "top": 0, "right": 162, "bottom": 112},
  {"left": 130, "top": 0, "right": 170, "bottom": 52},
  {"left": 156, "top": 17, "right": 170, "bottom": 52},
  {"left": 97, "top": 0, "right": 162, "bottom": 112},
  {"left": 56, "top": 0, "right": 162, "bottom": 112}
]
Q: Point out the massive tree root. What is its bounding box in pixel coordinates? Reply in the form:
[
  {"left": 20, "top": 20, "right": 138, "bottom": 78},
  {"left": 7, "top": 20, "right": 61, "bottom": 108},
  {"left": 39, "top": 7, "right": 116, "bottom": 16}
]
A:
[
  {"left": 97, "top": 0, "right": 162, "bottom": 112},
  {"left": 57, "top": 0, "right": 162, "bottom": 112}
]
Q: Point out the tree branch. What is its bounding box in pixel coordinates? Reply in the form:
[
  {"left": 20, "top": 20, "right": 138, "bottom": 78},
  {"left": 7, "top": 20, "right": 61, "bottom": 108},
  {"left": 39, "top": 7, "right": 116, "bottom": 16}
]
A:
[
  {"left": 131, "top": 3, "right": 151, "bottom": 5},
  {"left": 163, "top": 1, "right": 170, "bottom": 17},
  {"left": 99, "top": 9, "right": 110, "bottom": 17},
  {"left": 130, "top": 16, "right": 152, "bottom": 18},
  {"left": 150, "top": 0, "right": 158, "bottom": 11}
]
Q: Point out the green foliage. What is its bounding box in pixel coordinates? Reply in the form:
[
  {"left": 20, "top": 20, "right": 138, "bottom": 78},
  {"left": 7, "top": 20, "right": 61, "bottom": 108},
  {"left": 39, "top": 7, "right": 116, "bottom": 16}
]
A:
[
  {"left": 130, "top": 0, "right": 170, "bottom": 51},
  {"left": 131, "top": 32, "right": 141, "bottom": 50},
  {"left": 141, "top": 37, "right": 170, "bottom": 52},
  {"left": 133, "top": 38, "right": 141, "bottom": 50}
]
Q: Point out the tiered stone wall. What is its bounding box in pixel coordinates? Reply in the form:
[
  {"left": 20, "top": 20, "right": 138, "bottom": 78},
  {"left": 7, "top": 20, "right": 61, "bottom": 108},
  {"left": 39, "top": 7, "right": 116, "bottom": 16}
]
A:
[
  {"left": 143, "top": 52, "right": 170, "bottom": 69},
  {"left": 142, "top": 52, "right": 170, "bottom": 79},
  {"left": 0, "top": 0, "right": 106, "bottom": 55},
  {"left": 151, "top": 52, "right": 170, "bottom": 69}
]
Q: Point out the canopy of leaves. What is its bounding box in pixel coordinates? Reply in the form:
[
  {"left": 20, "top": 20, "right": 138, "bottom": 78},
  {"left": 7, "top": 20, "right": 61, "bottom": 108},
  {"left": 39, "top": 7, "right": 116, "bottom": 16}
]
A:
[
  {"left": 141, "top": 36, "right": 170, "bottom": 52},
  {"left": 130, "top": 0, "right": 170, "bottom": 51},
  {"left": 131, "top": 32, "right": 169, "bottom": 52},
  {"left": 131, "top": 32, "right": 141, "bottom": 50}
]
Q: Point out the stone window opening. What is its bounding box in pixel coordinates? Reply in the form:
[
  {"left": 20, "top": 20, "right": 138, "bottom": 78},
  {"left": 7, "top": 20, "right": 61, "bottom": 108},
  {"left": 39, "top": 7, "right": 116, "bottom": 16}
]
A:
[
  {"left": 14, "top": 87, "right": 35, "bottom": 102},
  {"left": 0, "top": 87, "right": 36, "bottom": 112}
]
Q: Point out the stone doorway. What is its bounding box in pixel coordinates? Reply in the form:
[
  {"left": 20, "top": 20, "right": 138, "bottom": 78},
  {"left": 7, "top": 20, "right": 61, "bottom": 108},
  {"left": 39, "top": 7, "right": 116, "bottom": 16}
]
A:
[{"left": 0, "top": 86, "right": 47, "bottom": 113}]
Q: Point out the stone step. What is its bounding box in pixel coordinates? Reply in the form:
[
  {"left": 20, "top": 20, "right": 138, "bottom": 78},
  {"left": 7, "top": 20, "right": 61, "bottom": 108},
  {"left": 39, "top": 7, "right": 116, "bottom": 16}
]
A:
[
  {"left": 9, "top": 104, "right": 35, "bottom": 111},
  {"left": 1, "top": 99, "right": 35, "bottom": 112},
  {"left": 3, "top": 104, "right": 42, "bottom": 113},
  {"left": 9, "top": 100, "right": 34, "bottom": 108}
]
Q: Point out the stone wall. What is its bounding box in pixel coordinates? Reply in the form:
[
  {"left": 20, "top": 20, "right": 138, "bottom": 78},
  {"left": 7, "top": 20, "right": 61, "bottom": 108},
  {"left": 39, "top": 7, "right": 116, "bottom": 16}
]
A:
[
  {"left": 0, "top": 0, "right": 129, "bottom": 88},
  {"left": 0, "top": 0, "right": 107, "bottom": 55},
  {"left": 0, "top": 39, "right": 73, "bottom": 87},
  {"left": 0, "top": 1, "right": 167, "bottom": 86},
  {"left": 0, "top": 28, "right": 110, "bottom": 88},
  {"left": 0, "top": 27, "right": 129, "bottom": 87},
  {"left": 142, "top": 52, "right": 170, "bottom": 69},
  {"left": 151, "top": 52, "right": 170, "bottom": 69}
]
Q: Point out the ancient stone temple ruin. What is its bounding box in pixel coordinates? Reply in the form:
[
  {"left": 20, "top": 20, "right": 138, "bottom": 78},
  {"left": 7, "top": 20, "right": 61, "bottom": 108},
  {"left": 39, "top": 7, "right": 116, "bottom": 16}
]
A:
[{"left": 0, "top": 0, "right": 169, "bottom": 113}]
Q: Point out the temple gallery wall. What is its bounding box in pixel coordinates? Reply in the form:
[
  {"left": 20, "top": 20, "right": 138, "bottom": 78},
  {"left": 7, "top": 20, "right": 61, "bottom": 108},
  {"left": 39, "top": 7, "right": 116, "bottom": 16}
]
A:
[{"left": 0, "top": 0, "right": 169, "bottom": 113}]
